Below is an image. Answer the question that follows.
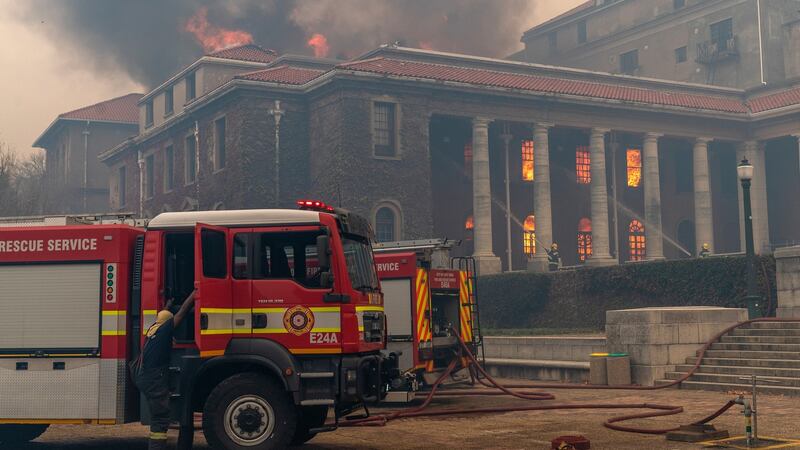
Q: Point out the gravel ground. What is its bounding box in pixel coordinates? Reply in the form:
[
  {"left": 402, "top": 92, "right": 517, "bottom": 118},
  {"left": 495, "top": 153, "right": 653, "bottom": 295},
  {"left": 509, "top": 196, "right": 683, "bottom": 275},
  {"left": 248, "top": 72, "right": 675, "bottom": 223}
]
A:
[{"left": 17, "top": 384, "right": 800, "bottom": 449}]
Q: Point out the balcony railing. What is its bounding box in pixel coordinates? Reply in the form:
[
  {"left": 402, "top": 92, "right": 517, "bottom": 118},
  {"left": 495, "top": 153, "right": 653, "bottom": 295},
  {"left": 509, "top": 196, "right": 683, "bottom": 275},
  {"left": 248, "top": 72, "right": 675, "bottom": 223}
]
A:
[{"left": 696, "top": 36, "right": 738, "bottom": 64}]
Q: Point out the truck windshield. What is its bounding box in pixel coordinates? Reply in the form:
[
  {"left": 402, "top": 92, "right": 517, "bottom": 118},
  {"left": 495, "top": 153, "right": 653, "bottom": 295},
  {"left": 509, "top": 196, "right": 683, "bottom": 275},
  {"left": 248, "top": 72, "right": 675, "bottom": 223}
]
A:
[{"left": 342, "top": 236, "right": 379, "bottom": 291}]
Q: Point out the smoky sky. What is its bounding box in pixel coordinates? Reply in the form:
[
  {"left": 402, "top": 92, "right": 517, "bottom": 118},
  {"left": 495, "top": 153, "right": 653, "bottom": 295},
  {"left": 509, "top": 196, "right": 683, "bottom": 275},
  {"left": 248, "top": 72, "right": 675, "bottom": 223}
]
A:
[{"left": 18, "top": 0, "right": 554, "bottom": 88}]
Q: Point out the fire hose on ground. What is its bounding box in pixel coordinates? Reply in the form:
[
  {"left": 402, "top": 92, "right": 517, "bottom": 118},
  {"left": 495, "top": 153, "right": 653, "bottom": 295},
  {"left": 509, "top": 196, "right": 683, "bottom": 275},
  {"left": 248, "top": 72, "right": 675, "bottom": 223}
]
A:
[{"left": 334, "top": 317, "right": 795, "bottom": 436}]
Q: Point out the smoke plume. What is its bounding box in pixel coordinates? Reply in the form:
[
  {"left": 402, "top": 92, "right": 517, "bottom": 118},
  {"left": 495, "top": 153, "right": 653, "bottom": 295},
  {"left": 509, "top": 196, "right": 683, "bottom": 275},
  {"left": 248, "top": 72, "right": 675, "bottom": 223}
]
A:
[{"left": 16, "top": 0, "right": 580, "bottom": 88}]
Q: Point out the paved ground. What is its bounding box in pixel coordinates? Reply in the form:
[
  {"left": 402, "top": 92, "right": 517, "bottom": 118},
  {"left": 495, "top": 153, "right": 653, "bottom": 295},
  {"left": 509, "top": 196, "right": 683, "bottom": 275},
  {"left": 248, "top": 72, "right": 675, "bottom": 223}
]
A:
[{"left": 18, "top": 384, "right": 800, "bottom": 449}]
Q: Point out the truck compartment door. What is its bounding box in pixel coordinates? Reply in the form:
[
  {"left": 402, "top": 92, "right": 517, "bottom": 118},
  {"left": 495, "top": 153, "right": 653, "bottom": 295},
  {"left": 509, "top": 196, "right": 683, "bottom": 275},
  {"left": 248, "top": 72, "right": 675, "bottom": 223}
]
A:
[{"left": 194, "top": 223, "right": 232, "bottom": 357}]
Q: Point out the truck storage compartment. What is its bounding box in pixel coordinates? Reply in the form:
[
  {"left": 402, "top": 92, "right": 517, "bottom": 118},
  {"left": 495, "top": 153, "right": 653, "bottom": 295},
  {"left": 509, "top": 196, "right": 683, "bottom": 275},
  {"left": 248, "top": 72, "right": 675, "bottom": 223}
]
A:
[{"left": 0, "top": 263, "right": 101, "bottom": 352}]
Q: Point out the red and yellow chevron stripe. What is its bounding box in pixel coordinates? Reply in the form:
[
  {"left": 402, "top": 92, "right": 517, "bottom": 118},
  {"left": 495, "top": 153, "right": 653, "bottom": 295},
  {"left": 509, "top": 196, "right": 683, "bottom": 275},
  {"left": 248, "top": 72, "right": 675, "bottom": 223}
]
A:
[
  {"left": 459, "top": 271, "right": 473, "bottom": 344},
  {"left": 415, "top": 268, "right": 431, "bottom": 344}
]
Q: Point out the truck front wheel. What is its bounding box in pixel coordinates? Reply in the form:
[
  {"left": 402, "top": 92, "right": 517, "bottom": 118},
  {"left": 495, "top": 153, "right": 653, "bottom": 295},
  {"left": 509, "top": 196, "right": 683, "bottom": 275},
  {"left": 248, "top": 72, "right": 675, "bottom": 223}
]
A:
[
  {"left": 202, "top": 373, "right": 296, "bottom": 450},
  {"left": 0, "top": 424, "right": 49, "bottom": 446}
]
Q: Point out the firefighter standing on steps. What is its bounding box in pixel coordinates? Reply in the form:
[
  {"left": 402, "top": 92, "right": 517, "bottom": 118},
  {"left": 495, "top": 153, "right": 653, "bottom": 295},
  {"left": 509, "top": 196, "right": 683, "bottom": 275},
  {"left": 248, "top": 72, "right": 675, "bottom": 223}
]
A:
[
  {"left": 136, "top": 290, "right": 196, "bottom": 450},
  {"left": 547, "top": 243, "right": 561, "bottom": 271}
]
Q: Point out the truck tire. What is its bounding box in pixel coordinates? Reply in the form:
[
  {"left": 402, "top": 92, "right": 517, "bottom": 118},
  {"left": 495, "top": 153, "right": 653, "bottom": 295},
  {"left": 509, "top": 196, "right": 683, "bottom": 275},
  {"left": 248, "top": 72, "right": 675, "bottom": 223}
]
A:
[
  {"left": 0, "top": 424, "right": 49, "bottom": 446},
  {"left": 290, "top": 406, "right": 328, "bottom": 445},
  {"left": 202, "top": 373, "right": 296, "bottom": 450}
]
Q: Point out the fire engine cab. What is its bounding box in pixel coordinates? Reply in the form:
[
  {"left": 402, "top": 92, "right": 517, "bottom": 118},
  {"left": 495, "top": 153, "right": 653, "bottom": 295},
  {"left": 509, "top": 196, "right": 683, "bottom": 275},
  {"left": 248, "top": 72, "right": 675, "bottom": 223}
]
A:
[{"left": 0, "top": 203, "right": 396, "bottom": 449}]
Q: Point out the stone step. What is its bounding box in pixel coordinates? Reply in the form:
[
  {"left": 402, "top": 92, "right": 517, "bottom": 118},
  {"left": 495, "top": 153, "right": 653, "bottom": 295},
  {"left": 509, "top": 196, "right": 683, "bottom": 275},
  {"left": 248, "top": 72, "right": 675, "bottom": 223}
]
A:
[
  {"left": 675, "top": 364, "right": 800, "bottom": 378},
  {"left": 744, "top": 322, "right": 800, "bottom": 329},
  {"left": 730, "top": 328, "right": 800, "bottom": 337},
  {"left": 655, "top": 379, "right": 800, "bottom": 396},
  {"left": 709, "top": 342, "right": 800, "bottom": 352},
  {"left": 702, "top": 349, "right": 800, "bottom": 360},
  {"left": 720, "top": 335, "right": 800, "bottom": 344},
  {"left": 665, "top": 371, "right": 800, "bottom": 387},
  {"left": 686, "top": 356, "right": 800, "bottom": 369}
]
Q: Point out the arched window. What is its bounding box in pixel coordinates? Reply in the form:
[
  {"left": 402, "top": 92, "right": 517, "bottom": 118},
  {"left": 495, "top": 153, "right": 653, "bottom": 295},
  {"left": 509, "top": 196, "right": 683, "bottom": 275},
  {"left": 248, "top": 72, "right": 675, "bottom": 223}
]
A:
[
  {"left": 629, "top": 219, "right": 646, "bottom": 261},
  {"left": 465, "top": 215, "right": 474, "bottom": 231},
  {"left": 521, "top": 140, "right": 534, "bottom": 181},
  {"left": 523, "top": 215, "right": 536, "bottom": 257},
  {"left": 627, "top": 149, "right": 642, "bottom": 187},
  {"left": 575, "top": 146, "right": 591, "bottom": 184},
  {"left": 375, "top": 206, "right": 398, "bottom": 243},
  {"left": 577, "top": 217, "right": 592, "bottom": 262}
]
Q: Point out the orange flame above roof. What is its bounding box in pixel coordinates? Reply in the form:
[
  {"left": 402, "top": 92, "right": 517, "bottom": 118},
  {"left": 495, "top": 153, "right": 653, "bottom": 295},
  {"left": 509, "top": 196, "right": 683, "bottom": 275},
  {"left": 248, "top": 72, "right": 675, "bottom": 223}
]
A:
[
  {"left": 184, "top": 7, "right": 253, "bottom": 53},
  {"left": 307, "top": 33, "right": 330, "bottom": 58}
]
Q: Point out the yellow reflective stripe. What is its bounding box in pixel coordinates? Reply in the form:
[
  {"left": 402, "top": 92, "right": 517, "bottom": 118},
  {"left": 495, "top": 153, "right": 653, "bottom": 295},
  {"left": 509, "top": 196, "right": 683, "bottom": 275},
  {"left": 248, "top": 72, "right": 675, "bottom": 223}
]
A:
[
  {"left": 200, "top": 349, "right": 225, "bottom": 358},
  {"left": 313, "top": 327, "right": 341, "bottom": 333},
  {"left": 358, "top": 326, "right": 365, "bottom": 332},
  {"left": 101, "top": 310, "right": 126, "bottom": 316},
  {"left": 101, "top": 330, "right": 127, "bottom": 336},
  {"left": 290, "top": 348, "right": 341, "bottom": 354},
  {"left": 355, "top": 306, "right": 384, "bottom": 312},
  {"left": 149, "top": 432, "right": 168, "bottom": 440},
  {"left": 252, "top": 307, "right": 287, "bottom": 313},
  {"left": 143, "top": 310, "right": 157, "bottom": 315},
  {"left": 310, "top": 306, "right": 340, "bottom": 312},
  {"left": 200, "top": 329, "right": 252, "bottom": 335}
]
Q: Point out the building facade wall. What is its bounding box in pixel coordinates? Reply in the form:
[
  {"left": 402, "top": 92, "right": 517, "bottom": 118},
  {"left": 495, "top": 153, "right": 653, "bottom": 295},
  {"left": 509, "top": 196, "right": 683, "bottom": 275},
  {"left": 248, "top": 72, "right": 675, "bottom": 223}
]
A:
[{"left": 521, "top": 0, "right": 798, "bottom": 88}]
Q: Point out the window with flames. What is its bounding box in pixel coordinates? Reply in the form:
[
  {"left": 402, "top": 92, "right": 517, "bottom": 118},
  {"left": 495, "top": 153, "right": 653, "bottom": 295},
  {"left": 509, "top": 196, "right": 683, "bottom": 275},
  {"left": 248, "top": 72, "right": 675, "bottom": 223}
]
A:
[
  {"left": 464, "top": 142, "right": 473, "bottom": 176},
  {"left": 523, "top": 215, "right": 536, "bottom": 256},
  {"left": 577, "top": 217, "right": 592, "bottom": 262},
  {"left": 627, "top": 149, "right": 642, "bottom": 187},
  {"left": 629, "top": 219, "right": 646, "bottom": 261},
  {"left": 521, "top": 140, "right": 534, "bottom": 181},
  {"left": 576, "top": 146, "right": 591, "bottom": 184}
]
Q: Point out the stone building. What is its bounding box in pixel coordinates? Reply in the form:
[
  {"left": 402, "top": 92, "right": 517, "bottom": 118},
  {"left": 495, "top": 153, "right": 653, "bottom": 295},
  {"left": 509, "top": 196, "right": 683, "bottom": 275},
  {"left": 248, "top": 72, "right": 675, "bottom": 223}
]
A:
[
  {"left": 100, "top": 43, "right": 800, "bottom": 274},
  {"left": 513, "top": 0, "right": 800, "bottom": 89},
  {"left": 33, "top": 93, "right": 141, "bottom": 213}
]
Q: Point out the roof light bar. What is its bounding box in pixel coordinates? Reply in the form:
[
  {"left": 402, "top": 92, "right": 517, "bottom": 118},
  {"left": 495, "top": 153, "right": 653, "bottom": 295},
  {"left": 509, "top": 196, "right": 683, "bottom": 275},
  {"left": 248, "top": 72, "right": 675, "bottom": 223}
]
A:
[{"left": 296, "top": 199, "right": 335, "bottom": 212}]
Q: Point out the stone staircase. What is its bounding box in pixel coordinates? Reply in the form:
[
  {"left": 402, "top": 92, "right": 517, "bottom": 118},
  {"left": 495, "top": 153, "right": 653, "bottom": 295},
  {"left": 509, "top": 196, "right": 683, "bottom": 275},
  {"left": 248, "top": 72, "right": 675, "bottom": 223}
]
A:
[{"left": 658, "top": 322, "right": 800, "bottom": 396}]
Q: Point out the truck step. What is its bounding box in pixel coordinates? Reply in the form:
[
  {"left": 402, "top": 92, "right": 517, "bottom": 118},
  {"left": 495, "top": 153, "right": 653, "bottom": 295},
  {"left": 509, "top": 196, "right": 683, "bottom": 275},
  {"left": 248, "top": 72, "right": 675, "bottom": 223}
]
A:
[
  {"left": 300, "top": 399, "right": 335, "bottom": 406},
  {"left": 299, "top": 372, "right": 335, "bottom": 379}
]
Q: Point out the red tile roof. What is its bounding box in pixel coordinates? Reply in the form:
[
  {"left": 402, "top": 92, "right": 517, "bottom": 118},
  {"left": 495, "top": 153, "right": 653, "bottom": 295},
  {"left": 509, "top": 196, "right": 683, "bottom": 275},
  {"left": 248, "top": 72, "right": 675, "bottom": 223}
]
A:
[
  {"left": 59, "top": 93, "right": 143, "bottom": 123},
  {"left": 207, "top": 44, "right": 278, "bottom": 63},
  {"left": 338, "top": 58, "right": 750, "bottom": 114},
  {"left": 747, "top": 86, "right": 800, "bottom": 113},
  {"left": 236, "top": 65, "right": 325, "bottom": 85}
]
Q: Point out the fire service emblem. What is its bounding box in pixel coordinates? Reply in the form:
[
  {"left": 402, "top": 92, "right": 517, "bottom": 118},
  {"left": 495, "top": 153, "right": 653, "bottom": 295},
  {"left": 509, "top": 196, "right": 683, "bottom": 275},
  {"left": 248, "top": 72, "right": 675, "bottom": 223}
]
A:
[{"left": 283, "top": 305, "right": 315, "bottom": 336}]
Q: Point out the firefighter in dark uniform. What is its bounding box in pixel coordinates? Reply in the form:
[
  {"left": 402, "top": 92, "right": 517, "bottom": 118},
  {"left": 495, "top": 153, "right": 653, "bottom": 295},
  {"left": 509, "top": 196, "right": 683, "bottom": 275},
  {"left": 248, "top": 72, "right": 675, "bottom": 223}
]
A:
[
  {"left": 138, "top": 290, "right": 195, "bottom": 450},
  {"left": 547, "top": 243, "right": 561, "bottom": 271},
  {"left": 699, "top": 243, "right": 711, "bottom": 258}
]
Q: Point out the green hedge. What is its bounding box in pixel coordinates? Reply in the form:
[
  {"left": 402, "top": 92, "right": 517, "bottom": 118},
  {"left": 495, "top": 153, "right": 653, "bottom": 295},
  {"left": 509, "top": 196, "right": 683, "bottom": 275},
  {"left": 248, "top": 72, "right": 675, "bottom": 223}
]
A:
[{"left": 477, "top": 256, "right": 776, "bottom": 331}]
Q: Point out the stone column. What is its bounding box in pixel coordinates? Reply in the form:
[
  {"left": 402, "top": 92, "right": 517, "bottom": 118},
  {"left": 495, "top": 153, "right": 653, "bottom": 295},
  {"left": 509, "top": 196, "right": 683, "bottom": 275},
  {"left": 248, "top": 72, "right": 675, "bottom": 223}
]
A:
[
  {"left": 587, "top": 128, "right": 617, "bottom": 266},
  {"left": 736, "top": 141, "right": 770, "bottom": 254},
  {"left": 775, "top": 246, "right": 800, "bottom": 318},
  {"left": 643, "top": 133, "right": 664, "bottom": 260},
  {"left": 471, "top": 117, "right": 501, "bottom": 274},
  {"left": 528, "top": 122, "right": 554, "bottom": 272},
  {"left": 693, "top": 137, "right": 714, "bottom": 256}
]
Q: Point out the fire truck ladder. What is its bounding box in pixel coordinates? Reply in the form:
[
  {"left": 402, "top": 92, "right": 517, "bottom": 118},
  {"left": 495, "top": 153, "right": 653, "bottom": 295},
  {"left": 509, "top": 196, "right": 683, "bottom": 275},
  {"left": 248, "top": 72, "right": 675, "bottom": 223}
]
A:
[{"left": 451, "top": 256, "right": 484, "bottom": 367}]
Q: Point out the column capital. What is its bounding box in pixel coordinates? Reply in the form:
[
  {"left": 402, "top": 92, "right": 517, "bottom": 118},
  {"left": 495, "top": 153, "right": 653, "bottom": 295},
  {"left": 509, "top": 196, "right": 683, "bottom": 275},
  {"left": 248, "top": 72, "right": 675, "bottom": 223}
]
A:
[
  {"left": 472, "top": 117, "right": 492, "bottom": 127},
  {"left": 533, "top": 122, "right": 554, "bottom": 131},
  {"left": 643, "top": 132, "right": 664, "bottom": 142},
  {"left": 694, "top": 136, "right": 713, "bottom": 145},
  {"left": 590, "top": 128, "right": 610, "bottom": 138}
]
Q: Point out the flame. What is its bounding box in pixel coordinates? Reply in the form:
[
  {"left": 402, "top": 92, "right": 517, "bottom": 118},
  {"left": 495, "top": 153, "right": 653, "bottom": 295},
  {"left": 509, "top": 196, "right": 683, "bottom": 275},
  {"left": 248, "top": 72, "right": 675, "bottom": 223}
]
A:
[
  {"left": 419, "top": 41, "right": 434, "bottom": 51},
  {"left": 523, "top": 215, "right": 536, "bottom": 256},
  {"left": 626, "top": 149, "right": 642, "bottom": 187},
  {"left": 184, "top": 7, "right": 253, "bottom": 53},
  {"left": 522, "top": 140, "right": 534, "bottom": 181},
  {"left": 307, "top": 33, "right": 330, "bottom": 58},
  {"left": 465, "top": 215, "right": 474, "bottom": 231}
]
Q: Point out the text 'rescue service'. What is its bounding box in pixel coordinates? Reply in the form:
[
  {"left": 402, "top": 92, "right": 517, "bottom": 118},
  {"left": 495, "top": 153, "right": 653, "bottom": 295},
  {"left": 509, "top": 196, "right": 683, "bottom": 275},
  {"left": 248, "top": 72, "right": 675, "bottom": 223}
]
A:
[{"left": 0, "top": 238, "right": 98, "bottom": 253}]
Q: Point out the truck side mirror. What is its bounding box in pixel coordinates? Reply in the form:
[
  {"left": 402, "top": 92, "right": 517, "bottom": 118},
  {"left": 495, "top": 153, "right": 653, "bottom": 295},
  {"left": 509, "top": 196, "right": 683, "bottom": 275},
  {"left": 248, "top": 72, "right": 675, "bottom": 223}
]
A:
[{"left": 317, "top": 235, "right": 330, "bottom": 271}]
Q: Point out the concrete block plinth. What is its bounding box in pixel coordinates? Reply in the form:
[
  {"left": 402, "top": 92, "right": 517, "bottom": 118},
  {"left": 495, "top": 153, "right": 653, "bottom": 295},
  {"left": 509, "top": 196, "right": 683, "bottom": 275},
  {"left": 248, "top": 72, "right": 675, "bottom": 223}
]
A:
[
  {"left": 775, "top": 246, "right": 800, "bottom": 319},
  {"left": 474, "top": 255, "right": 502, "bottom": 276},
  {"left": 606, "top": 306, "right": 747, "bottom": 386}
]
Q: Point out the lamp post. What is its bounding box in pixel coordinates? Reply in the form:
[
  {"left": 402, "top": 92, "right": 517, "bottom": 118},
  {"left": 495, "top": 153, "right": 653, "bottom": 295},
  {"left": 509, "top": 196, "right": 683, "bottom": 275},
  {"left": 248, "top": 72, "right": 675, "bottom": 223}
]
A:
[{"left": 737, "top": 158, "right": 762, "bottom": 318}]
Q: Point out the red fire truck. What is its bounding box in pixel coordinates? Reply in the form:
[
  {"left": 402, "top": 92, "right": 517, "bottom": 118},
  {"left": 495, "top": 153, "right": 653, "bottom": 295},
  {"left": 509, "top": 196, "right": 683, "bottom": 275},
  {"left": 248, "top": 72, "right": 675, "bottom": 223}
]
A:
[
  {"left": 0, "top": 203, "right": 397, "bottom": 449},
  {"left": 373, "top": 239, "right": 482, "bottom": 391}
]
